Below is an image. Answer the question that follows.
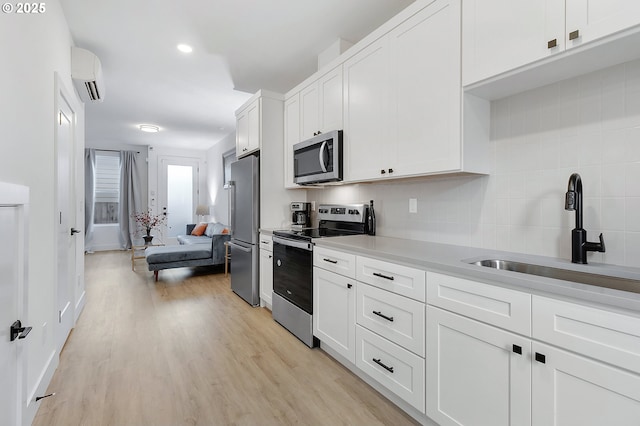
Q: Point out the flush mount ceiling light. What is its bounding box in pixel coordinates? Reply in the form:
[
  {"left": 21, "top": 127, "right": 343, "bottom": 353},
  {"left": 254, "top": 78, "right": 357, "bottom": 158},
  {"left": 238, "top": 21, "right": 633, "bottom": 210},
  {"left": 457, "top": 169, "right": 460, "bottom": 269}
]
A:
[
  {"left": 177, "top": 44, "right": 193, "bottom": 53},
  {"left": 139, "top": 124, "right": 160, "bottom": 133}
]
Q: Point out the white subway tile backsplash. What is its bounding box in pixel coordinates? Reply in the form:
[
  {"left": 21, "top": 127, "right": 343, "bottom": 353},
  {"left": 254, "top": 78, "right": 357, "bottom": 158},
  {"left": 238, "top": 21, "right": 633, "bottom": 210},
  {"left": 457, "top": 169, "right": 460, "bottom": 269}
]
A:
[
  {"left": 626, "top": 198, "right": 640, "bottom": 232},
  {"left": 601, "top": 198, "right": 626, "bottom": 231},
  {"left": 626, "top": 163, "right": 640, "bottom": 197},
  {"left": 625, "top": 232, "right": 640, "bottom": 266}
]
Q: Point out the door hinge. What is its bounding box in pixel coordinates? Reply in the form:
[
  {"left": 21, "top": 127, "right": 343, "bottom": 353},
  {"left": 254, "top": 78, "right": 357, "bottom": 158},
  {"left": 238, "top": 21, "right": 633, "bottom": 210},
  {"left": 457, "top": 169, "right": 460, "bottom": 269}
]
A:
[{"left": 58, "top": 310, "right": 62, "bottom": 323}]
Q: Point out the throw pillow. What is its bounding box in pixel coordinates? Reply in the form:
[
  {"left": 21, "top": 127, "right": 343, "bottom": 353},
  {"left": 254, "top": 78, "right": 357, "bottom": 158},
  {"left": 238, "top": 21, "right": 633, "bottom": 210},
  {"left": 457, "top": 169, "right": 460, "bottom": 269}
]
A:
[
  {"left": 191, "top": 223, "right": 207, "bottom": 236},
  {"left": 206, "top": 222, "right": 228, "bottom": 235}
]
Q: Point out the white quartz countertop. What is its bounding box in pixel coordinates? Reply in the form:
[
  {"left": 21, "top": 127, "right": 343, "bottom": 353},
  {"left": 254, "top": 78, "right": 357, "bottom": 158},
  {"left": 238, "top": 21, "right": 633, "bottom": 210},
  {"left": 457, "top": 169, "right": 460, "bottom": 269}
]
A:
[{"left": 313, "top": 235, "right": 640, "bottom": 313}]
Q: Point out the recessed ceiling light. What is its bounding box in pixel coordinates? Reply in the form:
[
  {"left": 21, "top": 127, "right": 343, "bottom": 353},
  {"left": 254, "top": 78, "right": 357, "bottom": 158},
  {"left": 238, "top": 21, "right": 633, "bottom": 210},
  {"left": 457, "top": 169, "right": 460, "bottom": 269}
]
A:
[
  {"left": 177, "top": 44, "right": 193, "bottom": 53},
  {"left": 139, "top": 124, "right": 160, "bottom": 133}
]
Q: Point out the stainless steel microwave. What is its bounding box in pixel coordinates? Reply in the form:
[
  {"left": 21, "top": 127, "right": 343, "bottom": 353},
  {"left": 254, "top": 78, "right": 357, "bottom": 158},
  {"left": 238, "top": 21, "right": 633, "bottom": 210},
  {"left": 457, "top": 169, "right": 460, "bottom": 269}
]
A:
[{"left": 293, "top": 130, "right": 343, "bottom": 185}]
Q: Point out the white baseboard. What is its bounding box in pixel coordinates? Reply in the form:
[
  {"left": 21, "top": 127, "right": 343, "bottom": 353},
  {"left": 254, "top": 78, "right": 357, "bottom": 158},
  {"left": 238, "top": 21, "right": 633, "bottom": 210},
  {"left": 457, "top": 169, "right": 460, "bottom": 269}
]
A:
[
  {"left": 23, "top": 349, "right": 58, "bottom": 426},
  {"left": 75, "top": 290, "right": 86, "bottom": 322}
]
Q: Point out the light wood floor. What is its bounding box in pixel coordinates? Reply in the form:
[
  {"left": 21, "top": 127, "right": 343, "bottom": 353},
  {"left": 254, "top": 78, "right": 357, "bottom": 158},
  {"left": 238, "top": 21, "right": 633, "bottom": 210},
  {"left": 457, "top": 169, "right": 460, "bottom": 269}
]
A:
[{"left": 33, "top": 250, "right": 419, "bottom": 426}]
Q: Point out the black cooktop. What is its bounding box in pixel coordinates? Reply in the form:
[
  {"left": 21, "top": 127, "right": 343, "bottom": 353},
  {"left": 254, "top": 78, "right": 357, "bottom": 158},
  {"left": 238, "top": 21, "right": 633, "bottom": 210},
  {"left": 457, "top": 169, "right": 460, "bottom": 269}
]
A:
[{"left": 273, "top": 227, "right": 362, "bottom": 241}]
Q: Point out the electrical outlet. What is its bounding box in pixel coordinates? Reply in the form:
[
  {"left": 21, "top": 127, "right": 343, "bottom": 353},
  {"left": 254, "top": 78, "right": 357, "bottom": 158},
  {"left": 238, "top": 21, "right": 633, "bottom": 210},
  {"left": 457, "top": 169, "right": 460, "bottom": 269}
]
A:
[{"left": 409, "top": 198, "right": 418, "bottom": 214}]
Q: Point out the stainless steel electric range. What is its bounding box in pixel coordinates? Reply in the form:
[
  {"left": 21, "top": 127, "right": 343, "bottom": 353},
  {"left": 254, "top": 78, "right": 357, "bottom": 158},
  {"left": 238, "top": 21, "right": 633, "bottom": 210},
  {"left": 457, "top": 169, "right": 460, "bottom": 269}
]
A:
[{"left": 271, "top": 203, "right": 369, "bottom": 347}]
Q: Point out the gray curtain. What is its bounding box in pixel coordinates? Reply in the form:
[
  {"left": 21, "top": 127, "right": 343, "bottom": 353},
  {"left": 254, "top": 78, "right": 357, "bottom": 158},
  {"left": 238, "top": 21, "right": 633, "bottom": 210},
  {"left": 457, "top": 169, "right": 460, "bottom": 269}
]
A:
[
  {"left": 119, "top": 151, "right": 143, "bottom": 249},
  {"left": 84, "top": 149, "right": 96, "bottom": 252}
]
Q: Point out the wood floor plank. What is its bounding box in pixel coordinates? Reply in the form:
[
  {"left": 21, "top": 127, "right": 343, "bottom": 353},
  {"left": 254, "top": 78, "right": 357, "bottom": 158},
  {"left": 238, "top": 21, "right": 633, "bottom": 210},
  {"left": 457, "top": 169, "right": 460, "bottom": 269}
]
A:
[{"left": 32, "top": 250, "right": 419, "bottom": 426}]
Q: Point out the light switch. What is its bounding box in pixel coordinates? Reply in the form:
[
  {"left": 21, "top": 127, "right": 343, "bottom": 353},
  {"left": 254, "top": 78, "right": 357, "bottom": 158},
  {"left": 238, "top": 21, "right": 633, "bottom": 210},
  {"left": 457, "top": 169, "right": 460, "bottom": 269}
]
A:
[{"left": 409, "top": 198, "right": 418, "bottom": 213}]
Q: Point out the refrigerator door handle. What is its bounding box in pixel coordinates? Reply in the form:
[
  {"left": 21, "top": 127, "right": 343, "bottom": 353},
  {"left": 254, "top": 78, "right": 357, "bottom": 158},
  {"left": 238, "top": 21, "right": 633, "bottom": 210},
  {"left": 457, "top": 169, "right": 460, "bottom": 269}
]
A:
[
  {"left": 228, "top": 241, "right": 252, "bottom": 253},
  {"left": 228, "top": 181, "right": 236, "bottom": 236}
]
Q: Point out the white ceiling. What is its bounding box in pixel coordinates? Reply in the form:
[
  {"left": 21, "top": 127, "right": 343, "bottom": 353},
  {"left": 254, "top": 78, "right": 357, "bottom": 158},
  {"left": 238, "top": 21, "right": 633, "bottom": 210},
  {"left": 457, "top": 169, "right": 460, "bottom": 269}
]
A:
[{"left": 60, "top": 0, "right": 415, "bottom": 151}]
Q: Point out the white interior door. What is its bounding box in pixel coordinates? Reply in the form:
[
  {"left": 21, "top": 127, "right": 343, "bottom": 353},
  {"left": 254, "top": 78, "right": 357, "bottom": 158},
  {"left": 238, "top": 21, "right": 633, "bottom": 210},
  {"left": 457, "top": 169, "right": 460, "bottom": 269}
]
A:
[
  {"left": 0, "top": 207, "right": 20, "bottom": 426},
  {"left": 0, "top": 183, "right": 29, "bottom": 426},
  {"left": 158, "top": 157, "right": 199, "bottom": 242},
  {"left": 56, "top": 92, "right": 76, "bottom": 353}
]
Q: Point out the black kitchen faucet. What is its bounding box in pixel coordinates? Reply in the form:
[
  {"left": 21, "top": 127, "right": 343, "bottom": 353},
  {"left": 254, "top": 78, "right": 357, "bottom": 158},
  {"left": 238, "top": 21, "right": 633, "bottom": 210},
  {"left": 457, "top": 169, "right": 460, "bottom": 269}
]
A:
[{"left": 565, "top": 173, "right": 605, "bottom": 264}]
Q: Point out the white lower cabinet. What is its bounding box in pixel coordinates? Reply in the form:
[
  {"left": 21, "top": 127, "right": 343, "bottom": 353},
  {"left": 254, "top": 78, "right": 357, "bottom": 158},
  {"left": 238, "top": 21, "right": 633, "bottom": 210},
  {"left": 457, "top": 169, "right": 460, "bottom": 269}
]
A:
[
  {"left": 356, "top": 325, "right": 425, "bottom": 412},
  {"left": 532, "top": 342, "right": 640, "bottom": 425},
  {"left": 259, "top": 235, "right": 273, "bottom": 308},
  {"left": 357, "top": 283, "right": 425, "bottom": 357},
  {"left": 313, "top": 267, "right": 356, "bottom": 363},
  {"left": 426, "top": 305, "right": 532, "bottom": 426},
  {"left": 427, "top": 275, "right": 640, "bottom": 426}
]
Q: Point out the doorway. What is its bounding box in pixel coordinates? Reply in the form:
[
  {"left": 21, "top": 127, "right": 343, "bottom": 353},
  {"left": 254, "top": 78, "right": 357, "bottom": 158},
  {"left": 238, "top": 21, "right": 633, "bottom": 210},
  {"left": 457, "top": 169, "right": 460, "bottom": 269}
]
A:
[{"left": 158, "top": 157, "right": 199, "bottom": 242}]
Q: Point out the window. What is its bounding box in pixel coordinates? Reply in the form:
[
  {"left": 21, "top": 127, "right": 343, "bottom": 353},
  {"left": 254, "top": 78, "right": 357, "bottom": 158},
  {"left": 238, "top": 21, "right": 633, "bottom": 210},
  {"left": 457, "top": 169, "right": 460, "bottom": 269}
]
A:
[{"left": 94, "top": 152, "right": 120, "bottom": 224}]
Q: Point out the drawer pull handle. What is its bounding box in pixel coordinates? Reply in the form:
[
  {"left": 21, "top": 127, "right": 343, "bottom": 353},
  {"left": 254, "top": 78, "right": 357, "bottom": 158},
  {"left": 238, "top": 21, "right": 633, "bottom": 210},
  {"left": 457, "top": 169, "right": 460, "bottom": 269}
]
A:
[
  {"left": 512, "top": 344, "right": 522, "bottom": 355},
  {"left": 372, "top": 358, "right": 394, "bottom": 373},
  {"left": 373, "top": 272, "right": 394, "bottom": 281},
  {"left": 347, "top": 283, "right": 353, "bottom": 289},
  {"left": 535, "top": 352, "right": 546, "bottom": 364},
  {"left": 547, "top": 38, "right": 557, "bottom": 49},
  {"left": 372, "top": 310, "right": 394, "bottom": 322},
  {"left": 569, "top": 29, "right": 579, "bottom": 40},
  {"left": 323, "top": 258, "right": 338, "bottom": 264}
]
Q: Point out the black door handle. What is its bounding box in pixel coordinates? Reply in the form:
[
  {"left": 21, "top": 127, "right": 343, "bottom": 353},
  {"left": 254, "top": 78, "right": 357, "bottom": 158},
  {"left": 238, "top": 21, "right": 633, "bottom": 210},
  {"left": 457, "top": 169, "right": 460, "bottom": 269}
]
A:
[
  {"left": 70, "top": 228, "right": 81, "bottom": 235},
  {"left": 10, "top": 320, "right": 32, "bottom": 341}
]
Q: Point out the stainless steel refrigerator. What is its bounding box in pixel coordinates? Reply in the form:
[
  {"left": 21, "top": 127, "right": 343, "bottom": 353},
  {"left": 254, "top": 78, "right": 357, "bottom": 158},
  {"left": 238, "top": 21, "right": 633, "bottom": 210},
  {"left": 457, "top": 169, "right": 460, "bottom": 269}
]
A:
[{"left": 228, "top": 155, "right": 260, "bottom": 306}]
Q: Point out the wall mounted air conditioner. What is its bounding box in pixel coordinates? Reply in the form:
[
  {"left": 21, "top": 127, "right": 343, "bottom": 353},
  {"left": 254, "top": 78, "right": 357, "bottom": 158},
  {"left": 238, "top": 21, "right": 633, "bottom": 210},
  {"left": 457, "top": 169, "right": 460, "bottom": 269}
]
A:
[{"left": 71, "top": 46, "right": 105, "bottom": 102}]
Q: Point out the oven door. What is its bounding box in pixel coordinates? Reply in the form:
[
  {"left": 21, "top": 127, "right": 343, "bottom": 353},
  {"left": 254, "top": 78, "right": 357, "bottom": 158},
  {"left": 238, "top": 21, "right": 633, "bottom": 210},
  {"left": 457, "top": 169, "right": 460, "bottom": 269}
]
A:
[
  {"left": 293, "top": 130, "right": 342, "bottom": 184},
  {"left": 272, "top": 236, "right": 313, "bottom": 314}
]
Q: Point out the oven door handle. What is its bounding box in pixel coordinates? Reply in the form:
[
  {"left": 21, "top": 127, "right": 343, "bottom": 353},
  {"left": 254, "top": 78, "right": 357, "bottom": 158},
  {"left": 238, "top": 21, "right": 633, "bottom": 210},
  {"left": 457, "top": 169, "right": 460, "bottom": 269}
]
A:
[
  {"left": 227, "top": 241, "right": 252, "bottom": 253},
  {"left": 272, "top": 236, "right": 313, "bottom": 251}
]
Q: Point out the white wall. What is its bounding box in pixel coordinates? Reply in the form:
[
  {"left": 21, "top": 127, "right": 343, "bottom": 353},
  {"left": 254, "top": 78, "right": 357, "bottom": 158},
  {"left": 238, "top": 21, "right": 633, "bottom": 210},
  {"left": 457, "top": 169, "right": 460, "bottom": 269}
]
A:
[
  {"left": 309, "top": 59, "right": 640, "bottom": 268},
  {"left": 205, "top": 132, "right": 235, "bottom": 225},
  {"left": 0, "top": 1, "right": 83, "bottom": 423}
]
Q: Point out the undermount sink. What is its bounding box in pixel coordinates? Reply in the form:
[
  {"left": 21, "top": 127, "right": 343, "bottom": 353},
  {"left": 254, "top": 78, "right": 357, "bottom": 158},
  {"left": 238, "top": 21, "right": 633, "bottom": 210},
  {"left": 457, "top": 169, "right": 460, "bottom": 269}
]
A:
[{"left": 469, "top": 259, "right": 640, "bottom": 295}]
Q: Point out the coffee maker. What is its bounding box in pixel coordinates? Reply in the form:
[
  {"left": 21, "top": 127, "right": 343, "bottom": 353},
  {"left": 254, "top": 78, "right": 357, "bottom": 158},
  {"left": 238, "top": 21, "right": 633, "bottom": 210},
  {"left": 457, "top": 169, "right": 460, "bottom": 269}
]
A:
[{"left": 290, "top": 202, "right": 311, "bottom": 229}]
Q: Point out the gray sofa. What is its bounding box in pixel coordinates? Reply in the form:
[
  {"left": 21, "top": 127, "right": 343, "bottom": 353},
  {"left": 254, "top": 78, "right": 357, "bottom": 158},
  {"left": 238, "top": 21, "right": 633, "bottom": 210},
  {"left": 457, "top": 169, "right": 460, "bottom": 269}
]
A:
[{"left": 145, "top": 223, "right": 230, "bottom": 281}]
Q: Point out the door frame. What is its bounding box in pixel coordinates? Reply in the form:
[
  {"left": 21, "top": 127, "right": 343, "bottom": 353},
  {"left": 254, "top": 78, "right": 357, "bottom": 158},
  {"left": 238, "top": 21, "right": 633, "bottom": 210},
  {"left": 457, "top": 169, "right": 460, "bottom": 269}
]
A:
[{"left": 157, "top": 155, "right": 200, "bottom": 243}]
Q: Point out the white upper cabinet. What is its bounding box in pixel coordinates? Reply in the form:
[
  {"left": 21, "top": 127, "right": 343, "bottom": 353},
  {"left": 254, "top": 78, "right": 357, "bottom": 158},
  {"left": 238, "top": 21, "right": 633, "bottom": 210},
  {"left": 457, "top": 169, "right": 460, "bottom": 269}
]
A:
[
  {"left": 462, "top": 0, "right": 563, "bottom": 86},
  {"left": 345, "top": 0, "right": 487, "bottom": 182},
  {"left": 343, "top": 36, "right": 392, "bottom": 182},
  {"left": 300, "top": 65, "right": 344, "bottom": 141},
  {"left": 565, "top": 0, "right": 640, "bottom": 47},
  {"left": 463, "top": 0, "right": 640, "bottom": 91},
  {"left": 235, "top": 98, "right": 261, "bottom": 158},
  {"left": 283, "top": 93, "right": 300, "bottom": 188},
  {"left": 390, "top": 0, "right": 463, "bottom": 176}
]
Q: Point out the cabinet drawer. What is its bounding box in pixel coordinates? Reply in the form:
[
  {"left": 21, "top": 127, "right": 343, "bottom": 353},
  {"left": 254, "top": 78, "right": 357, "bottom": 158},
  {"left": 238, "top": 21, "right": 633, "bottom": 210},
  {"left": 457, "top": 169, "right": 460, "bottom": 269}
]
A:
[
  {"left": 356, "top": 256, "right": 425, "bottom": 302},
  {"left": 357, "top": 283, "right": 425, "bottom": 357},
  {"left": 314, "top": 246, "right": 356, "bottom": 278},
  {"left": 426, "top": 272, "right": 531, "bottom": 336},
  {"left": 259, "top": 235, "right": 273, "bottom": 251},
  {"left": 533, "top": 295, "right": 640, "bottom": 375},
  {"left": 355, "top": 325, "right": 425, "bottom": 413}
]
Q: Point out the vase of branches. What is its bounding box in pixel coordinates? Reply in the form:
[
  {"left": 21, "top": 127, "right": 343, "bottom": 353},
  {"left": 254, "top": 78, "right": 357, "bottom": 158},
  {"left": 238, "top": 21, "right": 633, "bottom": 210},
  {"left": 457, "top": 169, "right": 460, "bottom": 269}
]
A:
[{"left": 132, "top": 210, "right": 166, "bottom": 245}]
